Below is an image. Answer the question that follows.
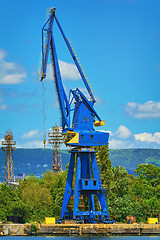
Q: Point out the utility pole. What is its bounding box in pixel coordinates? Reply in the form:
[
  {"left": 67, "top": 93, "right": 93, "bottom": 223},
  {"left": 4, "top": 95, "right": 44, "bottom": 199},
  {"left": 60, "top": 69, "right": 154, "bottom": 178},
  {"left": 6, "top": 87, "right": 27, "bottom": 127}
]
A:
[
  {"left": 2, "top": 130, "right": 16, "bottom": 184},
  {"left": 48, "top": 124, "right": 62, "bottom": 173}
]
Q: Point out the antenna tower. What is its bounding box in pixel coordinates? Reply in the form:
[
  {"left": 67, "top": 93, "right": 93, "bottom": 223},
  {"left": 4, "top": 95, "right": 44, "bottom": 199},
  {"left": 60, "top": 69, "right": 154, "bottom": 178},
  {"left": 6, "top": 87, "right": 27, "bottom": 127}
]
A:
[
  {"left": 48, "top": 124, "right": 62, "bottom": 173},
  {"left": 2, "top": 130, "right": 16, "bottom": 184}
]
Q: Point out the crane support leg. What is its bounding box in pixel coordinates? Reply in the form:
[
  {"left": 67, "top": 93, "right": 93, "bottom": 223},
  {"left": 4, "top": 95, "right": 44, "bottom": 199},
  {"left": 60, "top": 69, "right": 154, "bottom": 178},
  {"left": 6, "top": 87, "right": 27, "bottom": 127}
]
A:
[
  {"left": 60, "top": 148, "right": 110, "bottom": 223},
  {"left": 73, "top": 153, "right": 81, "bottom": 219},
  {"left": 60, "top": 153, "right": 75, "bottom": 219}
]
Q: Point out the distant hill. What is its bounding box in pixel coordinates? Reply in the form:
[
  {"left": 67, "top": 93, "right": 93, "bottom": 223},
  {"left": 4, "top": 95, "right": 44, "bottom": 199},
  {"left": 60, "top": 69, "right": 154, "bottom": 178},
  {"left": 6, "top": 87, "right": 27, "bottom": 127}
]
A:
[
  {"left": 0, "top": 149, "right": 70, "bottom": 182},
  {"left": 0, "top": 148, "right": 160, "bottom": 182},
  {"left": 109, "top": 148, "right": 160, "bottom": 175}
]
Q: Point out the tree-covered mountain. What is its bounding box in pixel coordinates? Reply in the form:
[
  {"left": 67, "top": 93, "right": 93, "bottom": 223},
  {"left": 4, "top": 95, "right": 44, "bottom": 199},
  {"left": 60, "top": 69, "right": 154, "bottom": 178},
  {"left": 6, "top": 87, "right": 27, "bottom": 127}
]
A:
[
  {"left": 0, "top": 148, "right": 160, "bottom": 182},
  {"left": 109, "top": 148, "right": 160, "bottom": 175}
]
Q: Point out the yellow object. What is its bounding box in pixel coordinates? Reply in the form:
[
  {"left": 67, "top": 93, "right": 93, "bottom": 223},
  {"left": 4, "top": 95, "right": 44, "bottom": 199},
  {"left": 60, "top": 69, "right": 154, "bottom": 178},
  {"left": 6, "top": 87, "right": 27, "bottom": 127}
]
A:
[
  {"left": 148, "top": 218, "right": 158, "bottom": 224},
  {"left": 41, "top": 72, "right": 44, "bottom": 78},
  {"left": 68, "top": 132, "right": 79, "bottom": 144},
  {"left": 45, "top": 217, "right": 55, "bottom": 224},
  {"left": 63, "top": 131, "right": 79, "bottom": 144},
  {"left": 43, "top": 139, "right": 46, "bottom": 147},
  {"left": 94, "top": 120, "right": 105, "bottom": 127}
]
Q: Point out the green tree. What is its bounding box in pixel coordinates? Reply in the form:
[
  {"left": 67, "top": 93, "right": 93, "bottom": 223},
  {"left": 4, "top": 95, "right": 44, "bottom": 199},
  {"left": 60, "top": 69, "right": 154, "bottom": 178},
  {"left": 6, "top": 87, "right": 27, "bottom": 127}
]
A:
[
  {"left": 132, "top": 164, "right": 160, "bottom": 216},
  {"left": 135, "top": 164, "right": 160, "bottom": 187},
  {"left": 110, "top": 166, "right": 130, "bottom": 198},
  {"left": 0, "top": 183, "right": 23, "bottom": 220},
  {"left": 18, "top": 175, "right": 53, "bottom": 222},
  {"left": 51, "top": 171, "right": 67, "bottom": 218},
  {"left": 95, "top": 145, "right": 112, "bottom": 190}
]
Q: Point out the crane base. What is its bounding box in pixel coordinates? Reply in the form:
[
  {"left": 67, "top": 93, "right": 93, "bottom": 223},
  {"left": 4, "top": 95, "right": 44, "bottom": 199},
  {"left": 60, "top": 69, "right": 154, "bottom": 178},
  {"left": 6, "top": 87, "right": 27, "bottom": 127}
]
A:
[{"left": 60, "top": 148, "right": 110, "bottom": 223}]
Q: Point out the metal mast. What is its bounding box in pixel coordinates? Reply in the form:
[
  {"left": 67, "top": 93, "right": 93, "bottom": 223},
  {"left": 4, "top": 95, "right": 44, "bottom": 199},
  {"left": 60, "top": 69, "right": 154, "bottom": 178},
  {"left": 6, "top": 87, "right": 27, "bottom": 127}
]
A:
[
  {"left": 48, "top": 124, "right": 62, "bottom": 173},
  {"left": 2, "top": 130, "right": 16, "bottom": 184}
]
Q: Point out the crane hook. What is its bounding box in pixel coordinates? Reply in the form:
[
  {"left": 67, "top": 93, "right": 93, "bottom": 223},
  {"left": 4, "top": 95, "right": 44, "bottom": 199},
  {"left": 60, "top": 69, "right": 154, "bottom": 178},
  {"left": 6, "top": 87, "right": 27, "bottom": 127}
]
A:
[{"left": 43, "top": 139, "right": 46, "bottom": 148}]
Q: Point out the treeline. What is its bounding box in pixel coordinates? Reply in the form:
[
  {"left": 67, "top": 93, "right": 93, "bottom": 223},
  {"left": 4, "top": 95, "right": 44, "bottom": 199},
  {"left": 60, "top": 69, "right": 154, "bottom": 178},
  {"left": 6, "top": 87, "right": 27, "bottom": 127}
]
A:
[
  {"left": 0, "top": 146, "right": 160, "bottom": 223},
  {"left": 109, "top": 148, "right": 160, "bottom": 173}
]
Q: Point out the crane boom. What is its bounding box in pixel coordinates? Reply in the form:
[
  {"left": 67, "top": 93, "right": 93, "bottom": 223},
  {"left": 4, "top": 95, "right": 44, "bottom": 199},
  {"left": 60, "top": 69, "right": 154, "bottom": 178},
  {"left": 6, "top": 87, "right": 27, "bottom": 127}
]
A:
[
  {"left": 55, "top": 15, "right": 96, "bottom": 103},
  {"left": 40, "top": 8, "right": 108, "bottom": 147},
  {"left": 41, "top": 9, "right": 69, "bottom": 129}
]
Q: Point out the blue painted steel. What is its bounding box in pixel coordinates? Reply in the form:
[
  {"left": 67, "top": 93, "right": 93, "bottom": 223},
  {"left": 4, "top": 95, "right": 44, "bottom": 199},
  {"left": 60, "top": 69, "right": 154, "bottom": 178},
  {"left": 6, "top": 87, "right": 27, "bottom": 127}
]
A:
[
  {"left": 40, "top": 8, "right": 103, "bottom": 131},
  {"left": 60, "top": 153, "right": 75, "bottom": 219},
  {"left": 73, "top": 153, "right": 81, "bottom": 219},
  {"left": 50, "top": 34, "right": 69, "bottom": 128},
  {"left": 60, "top": 149, "right": 110, "bottom": 222},
  {"left": 73, "top": 88, "right": 101, "bottom": 122},
  {"left": 40, "top": 8, "right": 111, "bottom": 223},
  {"left": 41, "top": 15, "right": 54, "bottom": 80},
  {"left": 65, "top": 130, "right": 109, "bottom": 147},
  {"left": 55, "top": 16, "right": 95, "bottom": 103}
]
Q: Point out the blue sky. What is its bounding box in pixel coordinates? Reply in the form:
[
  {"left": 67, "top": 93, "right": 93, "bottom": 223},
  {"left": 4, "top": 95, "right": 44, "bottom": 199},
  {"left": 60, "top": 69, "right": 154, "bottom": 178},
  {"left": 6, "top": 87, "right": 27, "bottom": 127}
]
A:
[{"left": 0, "top": 0, "right": 160, "bottom": 149}]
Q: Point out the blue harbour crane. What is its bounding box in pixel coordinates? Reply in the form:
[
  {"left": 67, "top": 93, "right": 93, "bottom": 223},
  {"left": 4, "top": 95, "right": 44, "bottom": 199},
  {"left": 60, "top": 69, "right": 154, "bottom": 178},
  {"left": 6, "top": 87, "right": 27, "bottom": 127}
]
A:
[{"left": 40, "top": 8, "right": 113, "bottom": 223}]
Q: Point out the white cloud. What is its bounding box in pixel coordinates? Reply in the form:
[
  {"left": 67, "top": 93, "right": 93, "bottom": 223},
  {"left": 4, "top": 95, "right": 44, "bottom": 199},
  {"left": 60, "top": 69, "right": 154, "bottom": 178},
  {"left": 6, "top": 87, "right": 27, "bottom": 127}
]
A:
[
  {"left": 77, "top": 87, "right": 104, "bottom": 104},
  {"left": 109, "top": 139, "right": 124, "bottom": 149},
  {"left": 0, "top": 138, "right": 4, "bottom": 144},
  {"left": 18, "top": 126, "right": 160, "bottom": 149},
  {"left": 109, "top": 125, "right": 133, "bottom": 149},
  {"left": 19, "top": 140, "right": 44, "bottom": 148},
  {"left": 111, "top": 125, "right": 132, "bottom": 139},
  {"left": 59, "top": 60, "right": 81, "bottom": 80},
  {"left": 134, "top": 132, "right": 160, "bottom": 144},
  {"left": 0, "top": 104, "right": 8, "bottom": 110},
  {"left": 21, "top": 129, "right": 39, "bottom": 139},
  {"left": 125, "top": 101, "right": 160, "bottom": 119},
  {"left": 0, "top": 92, "right": 8, "bottom": 111},
  {"left": 108, "top": 125, "right": 160, "bottom": 149},
  {"left": 95, "top": 95, "right": 104, "bottom": 105},
  {"left": 0, "top": 49, "right": 26, "bottom": 85},
  {"left": 44, "top": 60, "right": 104, "bottom": 105},
  {"left": 0, "top": 49, "right": 6, "bottom": 61},
  {"left": 46, "top": 60, "right": 80, "bottom": 81}
]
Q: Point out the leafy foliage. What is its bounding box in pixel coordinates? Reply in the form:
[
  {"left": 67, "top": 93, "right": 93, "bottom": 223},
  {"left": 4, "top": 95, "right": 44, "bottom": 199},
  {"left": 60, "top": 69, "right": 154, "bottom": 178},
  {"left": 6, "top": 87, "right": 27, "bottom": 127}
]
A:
[
  {"left": 0, "top": 170, "right": 67, "bottom": 222},
  {"left": 96, "top": 146, "right": 160, "bottom": 223},
  {"left": 0, "top": 148, "right": 159, "bottom": 223},
  {"left": 95, "top": 145, "right": 112, "bottom": 190}
]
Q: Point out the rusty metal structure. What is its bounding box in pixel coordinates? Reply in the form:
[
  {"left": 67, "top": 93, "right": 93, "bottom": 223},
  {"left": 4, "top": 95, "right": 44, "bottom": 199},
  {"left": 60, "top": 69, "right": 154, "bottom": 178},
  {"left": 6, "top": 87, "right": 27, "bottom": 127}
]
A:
[
  {"left": 48, "top": 124, "right": 62, "bottom": 173},
  {"left": 2, "top": 130, "right": 16, "bottom": 184}
]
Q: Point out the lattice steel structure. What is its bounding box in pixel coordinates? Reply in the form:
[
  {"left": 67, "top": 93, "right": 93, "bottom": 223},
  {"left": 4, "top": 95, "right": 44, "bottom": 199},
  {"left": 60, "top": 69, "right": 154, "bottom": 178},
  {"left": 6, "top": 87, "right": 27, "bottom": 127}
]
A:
[
  {"left": 48, "top": 124, "right": 62, "bottom": 173},
  {"left": 2, "top": 130, "right": 16, "bottom": 184}
]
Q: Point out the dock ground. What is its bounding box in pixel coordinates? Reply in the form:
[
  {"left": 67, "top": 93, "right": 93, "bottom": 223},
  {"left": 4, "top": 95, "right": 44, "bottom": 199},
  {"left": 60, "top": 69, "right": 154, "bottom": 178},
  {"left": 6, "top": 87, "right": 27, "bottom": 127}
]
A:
[{"left": 1, "top": 223, "right": 160, "bottom": 236}]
